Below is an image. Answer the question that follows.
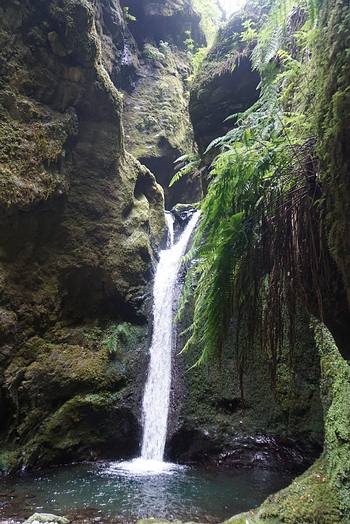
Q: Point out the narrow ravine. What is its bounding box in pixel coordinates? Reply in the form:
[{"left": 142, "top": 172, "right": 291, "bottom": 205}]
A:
[{"left": 1, "top": 0, "right": 349, "bottom": 522}]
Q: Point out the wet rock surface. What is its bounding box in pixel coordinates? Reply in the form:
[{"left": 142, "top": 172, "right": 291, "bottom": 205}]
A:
[
  {"left": 168, "top": 299, "right": 323, "bottom": 474},
  {"left": 0, "top": 0, "right": 165, "bottom": 471},
  {"left": 189, "top": 5, "right": 262, "bottom": 154},
  {"left": 24, "top": 514, "right": 69, "bottom": 524},
  {"left": 121, "top": 0, "right": 206, "bottom": 207},
  {"left": 168, "top": 432, "right": 319, "bottom": 473}
]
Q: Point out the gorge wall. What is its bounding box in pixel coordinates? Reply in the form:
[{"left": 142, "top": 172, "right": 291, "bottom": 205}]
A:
[
  {"left": 120, "top": 0, "right": 209, "bottom": 207},
  {"left": 0, "top": 0, "right": 169, "bottom": 471},
  {"left": 0, "top": 5, "right": 349, "bottom": 524},
  {"left": 0, "top": 0, "right": 221, "bottom": 472},
  {"left": 169, "top": 1, "right": 350, "bottom": 522}
]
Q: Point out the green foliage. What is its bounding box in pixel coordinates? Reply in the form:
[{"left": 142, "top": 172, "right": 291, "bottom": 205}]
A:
[
  {"left": 143, "top": 43, "right": 168, "bottom": 64},
  {"left": 123, "top": 6, "right": 136, "bottom": 23},
  {"left": 184, "top": 30, "right": 195, "bottom": 53},
  {"left": 191, "top": 47, "right": 210, "bottom": 79},
  {"left": 307, "top": 0, "right": 322, "bottom": 26},
  {"left": 240, "top": 19, "right": 258, "bottom": 43},
  {"left": 251, "top": 0, "right": 321, "bottom": 70},
  {"left": 169, "top": 154, "right": 201, "bottom": 187},
  {"left": 180, "top": 0, "right": 323, "bottom": 372},
  {"left": 159, "top": 40, "right": 171, "bottom": 56},
  {"left": 251, "top": 0, "right": 295, "bottom": 68},
  {"left": 103, "top": 322, "right": 138, "bottom": 359},
  {"left": 192, "top": 0, "right": 223, "bottom": 47}
]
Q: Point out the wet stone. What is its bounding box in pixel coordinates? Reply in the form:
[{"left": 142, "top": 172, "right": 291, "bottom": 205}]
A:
[{"left": 23, "top": 514, "right": 69, "bottom": 524}]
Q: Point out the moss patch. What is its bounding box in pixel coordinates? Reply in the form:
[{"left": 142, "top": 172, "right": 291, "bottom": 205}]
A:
[
  {"left": 316, "top": 0, "right": 350, "bottom": 310},
  {"left": 20, "top": 391, "right": 141, "bottom": 468},
  {"left": 124, "top": 48, "right": 193, "bottom": 162},
  {"left": 0, "top": 447, "right": 18, "bottom": 475},
  {"left": 252, "top": 322, "right": 350, "bottom": 524},
  {"left": 174, "top": 308, "right": 323, "bottom": 462}
]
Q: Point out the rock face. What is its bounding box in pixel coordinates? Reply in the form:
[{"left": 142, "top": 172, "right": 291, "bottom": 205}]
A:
[
  {"left": 168, "top": 306, "right": 323, "bottom": 470},
  {"left": 316, "top": 0, "right": 350, "bottom": 359},
  {"left": 118, "top": 0, "right": 205, "bottom": 49},
  {"left": 252, "top": 323, "right": 350, "bottom": 524},
  {"left": 123, "top": 46, "right": 198, "bottom": 208},
  {"left": 0, "top": 0, "right": 166, "bottom": 470},
  {"left": 120, "top": 0, "right": 207, "bottom": 207},
  {"left": 189, "top": 3, "right": 261, "bottom": 154}
]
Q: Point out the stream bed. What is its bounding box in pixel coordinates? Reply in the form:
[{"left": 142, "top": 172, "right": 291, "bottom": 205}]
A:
[{"left": 0, "top": 461, "right": 294, "bottom": 523}]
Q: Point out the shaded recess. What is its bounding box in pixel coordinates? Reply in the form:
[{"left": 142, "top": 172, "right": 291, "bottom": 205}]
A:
[
  {"left": 190, "top": 56, "right": 260, "bottom": 152},
  {"left": 139, "top": 152, "right": 202, "bottom": 209},
  {"left": 189, "top": 4, "right": 262, "bottom": 154},
  {"left": 119, "top": 0, "right": 206, "bottom": 48},
  {"left": 60, "top": 267, "right": 144, "bottom": 323},
  {"left": 167, "top": 430, "right": 319, "bottom": 473},
  {"left": 94, "top": 0, "right": 139, "bottom": 92}
]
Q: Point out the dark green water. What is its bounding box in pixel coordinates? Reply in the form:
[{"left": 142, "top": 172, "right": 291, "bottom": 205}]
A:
[{"left": 0, "top": 461, "right": 294, "bottom": 523}]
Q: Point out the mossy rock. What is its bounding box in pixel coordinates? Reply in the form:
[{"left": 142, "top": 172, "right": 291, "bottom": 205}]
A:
[
  {"left": 0, "top": 0, "right": 165, "bottom": 475},
  {"left": 124, "top": 49, "right": 193, "bottom": 160},
  {"left": 172, "top": 307, "right": 323, "bottom": 465},
  {"left": 5, "top": 337, "right": 123, "bottom": 408},
  {"left": 258, "top": 458, "right": 343, "bottom": 523},
  {"left": 20, "top": 392, "right": 141, "bottom": 468},
  {"left": 0, "top": 447, "right": 18, "bottom": 475},
  {"left": 123, "top": 43, "right": 201, "bottom": 206},
  {"left": 241, "top": 323, "right": 350, "bottom": 524},
  {"left": 189, "top": 3, "right": 262, "bottom": 153},
  {"left": 2, "top": 320, "right": 147, "bottom": 470},
  {"left": 316, "top": 0, "right": 350, "bottom": 317}
]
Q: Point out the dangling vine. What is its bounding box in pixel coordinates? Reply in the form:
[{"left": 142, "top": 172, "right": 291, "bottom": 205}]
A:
[{"left": 177, "top": 0, "right": 329, "bottom": 381}]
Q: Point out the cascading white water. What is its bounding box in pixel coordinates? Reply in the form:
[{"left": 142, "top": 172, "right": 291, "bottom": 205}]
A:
[
  {"left": 115, "top": 211, "right": 199, "bottom": 474},
  {"left": 140, "top": 211, "right": 200, "bottom": 462},
  {"left": 165, "top": 212, "right": 175, "bottom": 247}
]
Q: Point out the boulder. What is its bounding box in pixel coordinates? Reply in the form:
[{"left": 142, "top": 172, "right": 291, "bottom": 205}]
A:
[{"left": 24, "top": 514, "right": 69, "bottom": 524}]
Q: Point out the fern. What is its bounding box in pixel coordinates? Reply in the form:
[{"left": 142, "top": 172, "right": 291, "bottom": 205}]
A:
[
  {"left": 169, "top": 154, "right": 200, "bottom": 187},
  {"left": 179, "top": 0, "right": 323, "bottom": 377},
  {"left": 252, "top": 0, "right": 321, "bottom": 71},
  {"left": 307, "top": 0, "right": 322, "bottom": 26}
]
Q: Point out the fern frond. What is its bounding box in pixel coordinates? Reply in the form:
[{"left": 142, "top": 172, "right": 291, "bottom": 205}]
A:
[{"left": 169, "top": 154, "right": 200, "bottom": 187}]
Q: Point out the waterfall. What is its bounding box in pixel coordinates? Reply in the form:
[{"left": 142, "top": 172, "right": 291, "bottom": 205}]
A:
[
  {"left": 165, "top": 212, "right": 175, "bottom": 247},
  {"left": 140, "top": 211, "right": 200, "bottom": 462}
]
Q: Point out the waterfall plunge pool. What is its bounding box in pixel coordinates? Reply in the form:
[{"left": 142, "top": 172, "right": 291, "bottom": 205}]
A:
[
  {"left": 0, "top": 461, "right": 295, "bottom": 523},
  {"left": 0, "top": 212, "right": 295, "bottom": 522}
]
